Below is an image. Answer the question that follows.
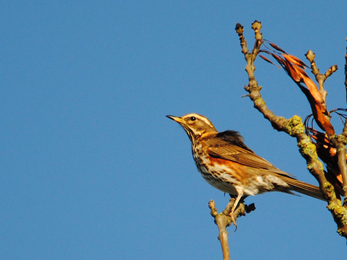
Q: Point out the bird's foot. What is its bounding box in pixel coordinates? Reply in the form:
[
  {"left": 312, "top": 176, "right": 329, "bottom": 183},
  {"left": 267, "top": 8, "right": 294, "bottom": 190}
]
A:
[{"left": 230, "top": 211, "right": 238, "bottom": 231}]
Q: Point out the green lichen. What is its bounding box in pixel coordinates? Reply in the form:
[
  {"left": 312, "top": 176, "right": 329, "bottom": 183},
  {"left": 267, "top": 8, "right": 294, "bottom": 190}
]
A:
[
  {"left": 337, "top": 134, "right": 347, "bottom": 145},
  {"left": 298, "top": 138, "right": 319, "bottom": 160},
  {"left": 286, "top": 115, "right": 305, "bottom": 136},
  {"left": 254, "top": 97, "right": 265, "bottom": 106}
]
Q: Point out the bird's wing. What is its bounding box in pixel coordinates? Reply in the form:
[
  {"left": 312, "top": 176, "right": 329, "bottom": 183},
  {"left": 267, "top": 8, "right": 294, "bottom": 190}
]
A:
[{"left": 205, "top": 131, "right": 294, "bottom": 177}]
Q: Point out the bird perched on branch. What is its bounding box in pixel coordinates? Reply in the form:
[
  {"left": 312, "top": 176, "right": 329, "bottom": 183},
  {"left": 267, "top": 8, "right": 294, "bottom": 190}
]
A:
[{"left": 167, "top": 113, "right": 325, "bottom": 225}]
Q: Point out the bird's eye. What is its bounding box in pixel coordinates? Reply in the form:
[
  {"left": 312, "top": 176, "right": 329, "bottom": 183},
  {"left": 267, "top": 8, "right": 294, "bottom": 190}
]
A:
[{"left": 190, "top": 116, "right": 196, "bottom": 121}]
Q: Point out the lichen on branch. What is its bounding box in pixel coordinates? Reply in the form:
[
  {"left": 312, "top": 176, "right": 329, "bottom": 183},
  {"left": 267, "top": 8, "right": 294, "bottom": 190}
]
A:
[{"left": 235, "top": 20, "right": 347, "bottom": 238}]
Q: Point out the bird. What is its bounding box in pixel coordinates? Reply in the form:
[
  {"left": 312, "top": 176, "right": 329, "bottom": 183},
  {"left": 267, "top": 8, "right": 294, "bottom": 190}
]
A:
[{"left": 167, "top": 113, "right": 325, "bottom": 225}]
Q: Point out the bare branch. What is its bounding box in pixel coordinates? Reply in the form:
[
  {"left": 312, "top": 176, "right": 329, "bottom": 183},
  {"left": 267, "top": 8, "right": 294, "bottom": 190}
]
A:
[
  {"left": 325, "top": 65, "right": 338, "bottom": 79},
  {"left": 345, "top": 38, "right": 347, "bottom": 103},
  {"left": 208, "top": 199, "right": 255, "bottom": 260},
  {"left": 305, "top": 50, "right": 338, "bottom": 109},
  {"left": 336, "top": 137, "right": 347, "bottom": 197},
  {"left": 235, "top": 21, "right": 347, "bottom": 238}
]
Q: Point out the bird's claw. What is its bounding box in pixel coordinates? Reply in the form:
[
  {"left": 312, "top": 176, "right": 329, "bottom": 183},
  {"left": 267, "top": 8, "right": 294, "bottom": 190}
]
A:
[{"left": 230, "top": 212, "right": 238, "bottom": 231}]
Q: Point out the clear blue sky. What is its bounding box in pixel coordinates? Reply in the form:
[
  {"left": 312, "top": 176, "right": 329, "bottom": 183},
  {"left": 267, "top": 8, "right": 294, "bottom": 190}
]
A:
[{"left": 1, "top": 1, "right": 347, "bottom": 259}]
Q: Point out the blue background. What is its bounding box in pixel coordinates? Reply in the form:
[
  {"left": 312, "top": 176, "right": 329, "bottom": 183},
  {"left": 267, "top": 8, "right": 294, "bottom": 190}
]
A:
[{"left": 1, "top": 1, "right": 347, "bottom": 259}]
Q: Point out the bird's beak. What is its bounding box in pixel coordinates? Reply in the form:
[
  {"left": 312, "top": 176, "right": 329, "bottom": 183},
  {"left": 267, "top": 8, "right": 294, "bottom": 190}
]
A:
[{"left": 166, "top": 115, "right": 184, "bottom": 125}]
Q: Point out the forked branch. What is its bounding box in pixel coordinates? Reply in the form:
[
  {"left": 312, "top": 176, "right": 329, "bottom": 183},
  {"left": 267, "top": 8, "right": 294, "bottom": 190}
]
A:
[
  {"left": 235, "top": 20, "right": 347, "bottom": 238},
  {"left": 208, "top": 199, "right": 255, "bottom": 260}
]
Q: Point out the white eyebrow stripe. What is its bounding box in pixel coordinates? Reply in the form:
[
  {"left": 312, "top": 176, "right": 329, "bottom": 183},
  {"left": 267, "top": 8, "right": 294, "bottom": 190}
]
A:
[
  {"left": 199, "top": 117, "right": 214, "bottom": 127},
  {"left": 184, "top": 113, "right": 215, "bottom": 128}
]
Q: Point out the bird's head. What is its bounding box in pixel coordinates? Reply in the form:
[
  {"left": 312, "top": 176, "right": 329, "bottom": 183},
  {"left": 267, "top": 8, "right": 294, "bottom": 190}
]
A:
[{"left": 166, "top": 113, "right": 218, "bottom": 141}]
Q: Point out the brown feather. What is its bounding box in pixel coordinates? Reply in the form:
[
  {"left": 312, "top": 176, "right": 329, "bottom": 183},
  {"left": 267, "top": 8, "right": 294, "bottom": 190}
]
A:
[
  {"left": 279, "top": 175, "right": 325, "bottom": 201},
  {"left": 205, "top": 131, "right": 294, "bottom": 178}
]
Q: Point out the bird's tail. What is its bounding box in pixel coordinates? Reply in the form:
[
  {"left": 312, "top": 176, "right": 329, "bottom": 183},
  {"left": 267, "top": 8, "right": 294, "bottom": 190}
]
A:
[{"left": 281, "top": 176, "right": 326, "bottom": 201}]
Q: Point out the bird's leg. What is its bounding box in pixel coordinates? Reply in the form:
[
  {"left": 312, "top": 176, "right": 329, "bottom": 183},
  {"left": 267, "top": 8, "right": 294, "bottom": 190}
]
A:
[{"left": 229, "top": 190, "right": 244, "bottom": 227}]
